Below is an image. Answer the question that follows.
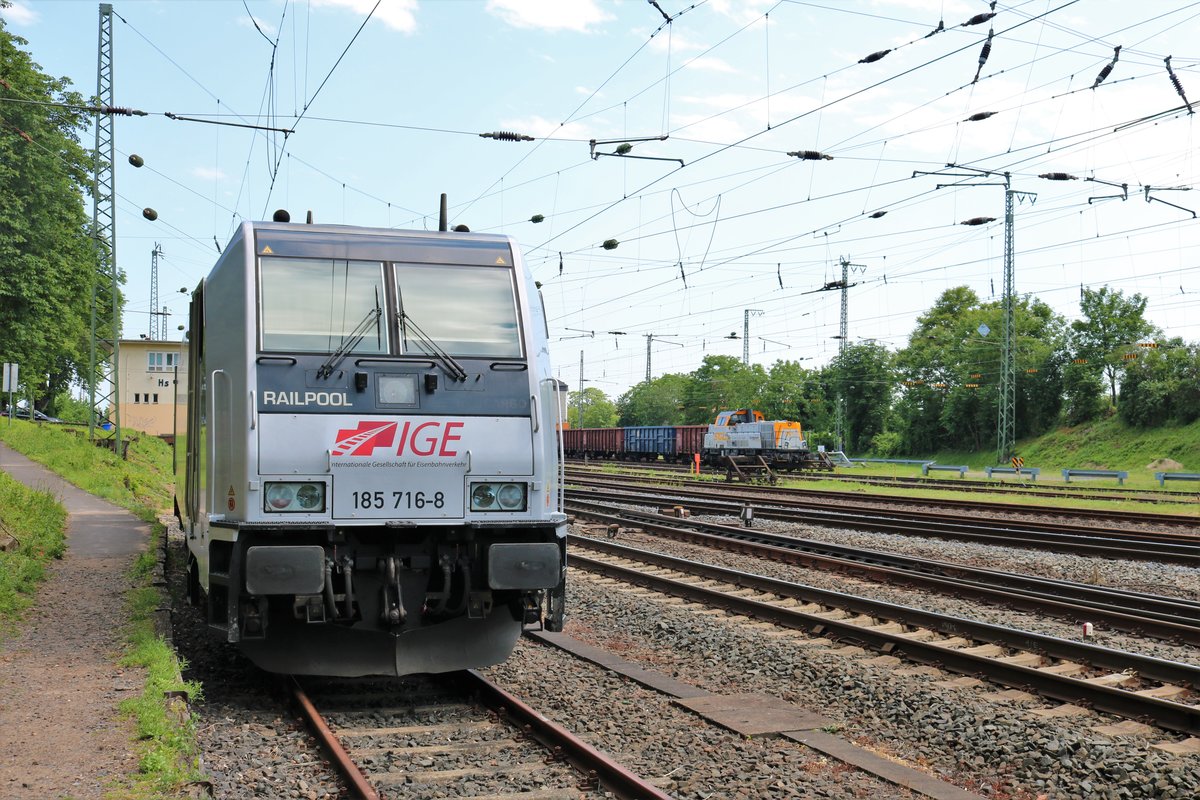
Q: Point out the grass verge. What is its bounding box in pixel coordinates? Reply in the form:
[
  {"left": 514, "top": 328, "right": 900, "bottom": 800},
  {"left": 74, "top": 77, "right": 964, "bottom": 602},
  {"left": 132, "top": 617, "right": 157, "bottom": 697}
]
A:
[
  {"left": 0, "top": 421, "right": 201, "bottom": 798},
  {"left": 109, "top": 549, "right": 205, "bottom": 799},
  {"left": 0, "top": 420, "right": 173, "bottom": 524},
  {"left": 0, "top": 470, "right": 66, "bottom": 638}
]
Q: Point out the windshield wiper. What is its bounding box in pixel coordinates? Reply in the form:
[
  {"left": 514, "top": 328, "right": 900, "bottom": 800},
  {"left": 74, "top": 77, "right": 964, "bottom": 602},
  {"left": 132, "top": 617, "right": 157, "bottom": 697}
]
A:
[
  {"left": 317, "top": 292, "right": 382, "bottom": 379},
  {"left": 397, "top": 309, "right": 468, "bottom": 382}
]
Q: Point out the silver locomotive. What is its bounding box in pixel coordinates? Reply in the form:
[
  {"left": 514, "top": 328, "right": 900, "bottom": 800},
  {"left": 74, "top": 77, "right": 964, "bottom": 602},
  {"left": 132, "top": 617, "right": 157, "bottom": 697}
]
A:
[{"left": 175, "top": 218, "right": 566, "bottom": 676}]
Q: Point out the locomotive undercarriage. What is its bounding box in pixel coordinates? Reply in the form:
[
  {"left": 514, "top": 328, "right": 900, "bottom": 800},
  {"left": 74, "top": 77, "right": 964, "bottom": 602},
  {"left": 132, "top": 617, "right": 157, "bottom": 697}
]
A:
[{"left": 195, "top": 523, "right": 565, "bottom": 676}]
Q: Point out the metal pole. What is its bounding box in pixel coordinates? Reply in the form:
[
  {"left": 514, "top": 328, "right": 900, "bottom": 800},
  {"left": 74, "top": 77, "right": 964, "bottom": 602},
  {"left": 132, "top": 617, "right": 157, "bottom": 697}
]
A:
[
  {"left": 743, "top": 309, "right": 763, "bottom": 366},
  {"left": 149, "top": 242, "right": 163, "bottom": 339},
  {"left": 645, "top": 334, "right": 652, "bottom": 383},
  {"left": 89, "top": 3, "right": 120, "bottom": 452},
  {"left": 836, "top": 258, "right": 849, "bottom": 452},
  {"left": 998, "top": 174, "right": 1017, "bottom": 464},
  {"left": 577, "top": 350, "right": 584, "bottom": 428}
]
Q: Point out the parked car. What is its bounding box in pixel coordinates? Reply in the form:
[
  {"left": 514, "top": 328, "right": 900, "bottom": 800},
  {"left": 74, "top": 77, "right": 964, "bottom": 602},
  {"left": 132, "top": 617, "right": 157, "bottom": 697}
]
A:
[{"left": 4, "top": 407, "right": 64, "bottom": 423}]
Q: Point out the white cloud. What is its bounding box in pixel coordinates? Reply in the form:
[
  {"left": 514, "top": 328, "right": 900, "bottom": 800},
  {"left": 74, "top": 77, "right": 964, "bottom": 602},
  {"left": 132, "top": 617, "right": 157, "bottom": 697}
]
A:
[
  {"left": 192, "top": 166, "right": 228, "bottom": 181},
  {"left": 870, "top": 0, "right": 971, "bottom": 14},
  {"left": 648, "top": 29, "right": 709, "bottom": 54},
  {"left": 486, "top": 0, "right": 613, "bottom": 33},
  {"left": 0, "top": 2, "right": 38, "bottom": 26},
  {"left": 708, "top": 0, "right": 774, "bottom": 25},
  {"left": 311, "top": 0, "right": 418, "bottom": 34},
  {"left": 684, "top": 55, "right": 737, "bottom": 74}
]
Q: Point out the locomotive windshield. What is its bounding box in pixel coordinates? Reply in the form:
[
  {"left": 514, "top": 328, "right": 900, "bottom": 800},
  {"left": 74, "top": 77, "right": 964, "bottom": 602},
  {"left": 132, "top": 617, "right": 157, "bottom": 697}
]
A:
[
  {"left": 395, "top": 263, "right": 522, "bottom": 358},
  {"left": 260, "top": 257, "right": 389, "bottom": 354}
]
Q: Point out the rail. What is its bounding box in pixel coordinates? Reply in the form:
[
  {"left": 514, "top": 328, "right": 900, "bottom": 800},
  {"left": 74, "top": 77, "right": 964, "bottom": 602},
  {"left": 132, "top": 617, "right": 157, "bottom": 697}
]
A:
[
  {"left": 1062, "top": 468, "right": 1128, "bottom": 485},
  {"left": 1156, "top": 471, "right": 1200, "bottom": 487},
  {"left": 985, "top": 466, "right": 1040, "bottom": 481},
  {"left": 922, "top": 463, "right": 967, "bottom": 477}
]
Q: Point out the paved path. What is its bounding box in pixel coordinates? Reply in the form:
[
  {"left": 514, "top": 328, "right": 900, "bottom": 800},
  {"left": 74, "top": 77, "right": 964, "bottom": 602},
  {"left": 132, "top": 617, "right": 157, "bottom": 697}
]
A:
[{"left": 0, "top": 441, "right": 149, "bottom": 799}]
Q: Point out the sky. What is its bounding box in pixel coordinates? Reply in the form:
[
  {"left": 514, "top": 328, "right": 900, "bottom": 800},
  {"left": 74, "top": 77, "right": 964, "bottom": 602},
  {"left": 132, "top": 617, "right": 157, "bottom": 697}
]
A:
[{"left": 4, "top": 0, "right": 1199, "bottom": 399}]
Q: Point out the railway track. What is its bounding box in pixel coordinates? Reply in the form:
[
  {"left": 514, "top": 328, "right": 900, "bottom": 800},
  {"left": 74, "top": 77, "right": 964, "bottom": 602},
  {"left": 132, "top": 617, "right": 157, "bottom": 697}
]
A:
[
  {"left": 290, "top": 671, "right": 672, "bottom": 800},
  {"left": 565, "top": 459, "right": 1200, "bottom": 506},
  {"left": 568, "top": 535, "right": 1200, "bottom": 738},
  {"left": 565, "top": 479, "right": 1200, "bottom": 559},
  {"left": 565, "top": 499, "right": 1200, "bottom": 644}
]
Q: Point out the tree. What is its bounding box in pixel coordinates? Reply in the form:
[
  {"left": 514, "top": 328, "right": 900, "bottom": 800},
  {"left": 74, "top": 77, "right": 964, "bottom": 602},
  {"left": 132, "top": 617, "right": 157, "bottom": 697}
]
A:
[
  {"left": 1118, "top": 339, "right": 1200, "bottom": 428},
  {"left": 0, "top": 15, "right": 109, "bottom": 414},
  {"left": 759, "top": 359, "right": 828, "bottom": 432},
  {"left": 1071, "top": 287, "right": 1157, "bottom": 406},
  {"left": 890, "top": 288, "right": 1067, "bottom": 454},
  {"left": 823, "top": 341, "right": 893, "bottom": 454},
  {"left": 616, "top": 373, "right": 689, "bottom": 426},
  {"left": 682, "top": 355, "right": 766, "bottom": 424},
  {"left": 567, "top": 386, "right": 618, "bottom": 428}
]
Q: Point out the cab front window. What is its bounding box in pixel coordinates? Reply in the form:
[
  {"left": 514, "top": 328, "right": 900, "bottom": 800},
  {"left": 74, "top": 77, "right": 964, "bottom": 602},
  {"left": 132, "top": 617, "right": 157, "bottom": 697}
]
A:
[{"left": 260, "top": 258, "right": 388, "bottom": 354}]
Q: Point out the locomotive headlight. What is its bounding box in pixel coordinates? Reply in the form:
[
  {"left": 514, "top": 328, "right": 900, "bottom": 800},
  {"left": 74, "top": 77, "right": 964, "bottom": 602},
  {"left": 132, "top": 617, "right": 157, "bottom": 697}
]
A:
[
  {"left": 470, "top": 483, "right": 497, "bottom": 509},
  {"left": 497, "top": 483, "right": 525, "bottom": 510},
  {"left": 266, "top": 484, "right": 294, "bottom": 509},
  {"left": 264, "top": 481, "right": 326, "bottom": 513},
  {"left": 295, "top": 484, "right": 323, "bottom": 509},
  {"left": 470, "top": 481, "right": 527, "bottom": 512}
]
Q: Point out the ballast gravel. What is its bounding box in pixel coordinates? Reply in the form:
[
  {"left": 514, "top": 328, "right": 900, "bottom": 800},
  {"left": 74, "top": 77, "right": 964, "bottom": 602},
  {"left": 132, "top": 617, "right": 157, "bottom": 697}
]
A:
[
  {"left": 163, "top": 504, "right": 1200, "bottom": 800},
  {"left": 549, "top": 567, "right": 1200, "bottom": 800}
]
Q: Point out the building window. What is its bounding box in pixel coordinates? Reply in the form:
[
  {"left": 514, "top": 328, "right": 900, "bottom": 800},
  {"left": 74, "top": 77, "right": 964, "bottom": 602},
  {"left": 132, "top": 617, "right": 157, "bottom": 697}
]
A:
[
  {"left": 147, "top": 351, "right": 177, "bottom": 372},
  {"left": 133, "top": 393, "right": 141, "bottom": 404},
  {"left": 152, "top": 393, "right": 159, "bottom": 403}
]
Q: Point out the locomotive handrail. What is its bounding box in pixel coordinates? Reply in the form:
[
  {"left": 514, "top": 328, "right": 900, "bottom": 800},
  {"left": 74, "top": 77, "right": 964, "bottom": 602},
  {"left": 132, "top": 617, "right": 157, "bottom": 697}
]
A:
[
  {"left": 249, "top": 390, "right": 256, "bottom": 430},
  {"left": 530, "top": 394, "right": 539, "bottom": 432},
  {"left": 208, "top": 369, "right": 229, "bottom": 515}
]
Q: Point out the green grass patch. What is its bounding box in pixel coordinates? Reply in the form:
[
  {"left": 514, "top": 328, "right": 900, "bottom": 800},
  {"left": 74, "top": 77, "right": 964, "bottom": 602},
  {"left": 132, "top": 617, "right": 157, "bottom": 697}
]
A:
[
  {"left": 113, "top": 548, "right": 205, "bottom": 799},
  {"left": 0, "top": 471, "right": 66, "bottom": 637},
  {"left": 0, "top": 420, "right": 174, "bottom": 524}
]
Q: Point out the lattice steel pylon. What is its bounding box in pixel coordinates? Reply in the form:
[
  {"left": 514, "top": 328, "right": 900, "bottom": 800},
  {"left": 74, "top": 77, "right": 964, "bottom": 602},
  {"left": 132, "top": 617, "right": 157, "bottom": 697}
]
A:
[
  {"left": 88, "top": 3, "right": 120, "bottom": 450},
  {"left": 150, "top": 242, "right": 163, "bottom": 338},
  {"left": 742, "top": 309, "right": 763, "bottom": 365},
  {"left": 834, "top": 256, "right": 862, "bottom": 452},
  {"left": 997, "top": 178, "right": 1017, "bottom": 465}
]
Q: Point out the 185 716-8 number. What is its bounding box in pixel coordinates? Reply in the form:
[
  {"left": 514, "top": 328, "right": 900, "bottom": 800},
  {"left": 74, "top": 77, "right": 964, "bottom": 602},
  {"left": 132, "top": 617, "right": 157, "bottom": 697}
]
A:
[{"left": 351, "top": 490, "right": 445, "bottom": 510}]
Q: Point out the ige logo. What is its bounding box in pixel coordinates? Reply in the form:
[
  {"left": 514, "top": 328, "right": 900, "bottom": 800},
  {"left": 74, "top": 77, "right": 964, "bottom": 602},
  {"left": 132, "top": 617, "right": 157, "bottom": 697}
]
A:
[
  {"left": 332, "top": 421, "right": 397, "bottom": 456},
  {"left": 333, "top": 420, "right": 464, "bottom": 457}
]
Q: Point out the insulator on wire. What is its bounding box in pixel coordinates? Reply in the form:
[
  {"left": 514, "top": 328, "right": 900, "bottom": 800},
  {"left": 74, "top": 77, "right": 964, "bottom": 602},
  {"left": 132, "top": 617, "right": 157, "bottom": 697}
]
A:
[
  {"left": 479, "top": 130, "right": 534, "bottom": 141},
  {"left": 1092, "top": 45, "right": 1121, "bottom": 89},
  {"left": 99, "top": 105, "right": 147, "bottom": 116},
  {"left": 530, "top": 214, "right": 545, "bottom": 223},
  {"left": 787, "top": 150, "right": 833, "bottom": 161},
  {"left": 962, "top": 12, "right": 996, "bottom": 27},
  {"left": 973, "top": 28, "right": 994, "bottom": 84},
  {"left": 960, "top": 216, "right": 995, "bottom": 226},
  {"left": 868, "top": 210, "right": 888, "bottom": 219},
  {"left": 925, "top": 19, "right": 945, "bottom": 38},
  {"left": 859, "top": 49, "right": 891, "bottom": 64},
  {"left": 965, "top": 111, "right": 997, "bottom": 122},
  {"left": 1039, "top": 172, "right": 1076, "bottom": 181},
  {"left": 1165, "top": 56, "right": 1194, "bottom": 115},
  {"left": 601, "top": 239, "right": 619, "bottom": 250}
]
